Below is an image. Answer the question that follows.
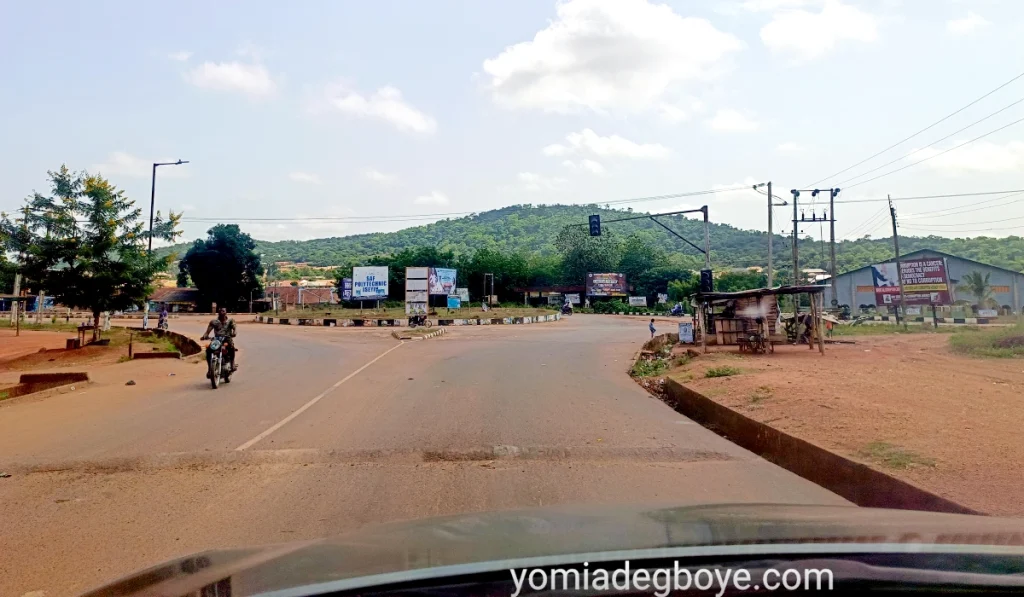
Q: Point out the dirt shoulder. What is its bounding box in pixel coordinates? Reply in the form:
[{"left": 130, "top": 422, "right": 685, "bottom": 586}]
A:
[
  {"left": 0, "top": 328, "right": 178, "bottom": 381},
  {"left": 665, "top": 334, "right": 1024, "bottom": 516}
]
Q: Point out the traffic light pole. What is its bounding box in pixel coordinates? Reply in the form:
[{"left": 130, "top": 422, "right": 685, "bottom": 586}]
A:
[{"left": 586, "top": 207, "right": 712, "bottom": 266}]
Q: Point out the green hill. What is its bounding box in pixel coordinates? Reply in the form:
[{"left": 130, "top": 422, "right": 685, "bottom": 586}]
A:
[{"left": 159, "top": 204, "right": 1024, "bottom": 276}]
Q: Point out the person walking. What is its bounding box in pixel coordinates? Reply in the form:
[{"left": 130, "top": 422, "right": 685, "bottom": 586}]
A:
[{"left": 649, "top": 318, "right": 656, "bottom": 339}]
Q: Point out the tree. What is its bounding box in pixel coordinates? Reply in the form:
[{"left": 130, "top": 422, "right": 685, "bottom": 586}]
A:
[
  {"left": 456, "top": 248, "right": 530, "bottom": 302},
  {"left": 554, "top": 224, "right": 621, "bottom": 284},
  {"left": 715, "top": 270, "right": 768, "bottom": 292},
  {"left": 178, "top": 225, "right": 264, "bottom": 311},
  {"left": 1, "top": 167, "right": 180, "bottom": 340},
  {"left": 618, "top": 234, "right": 664, "bottom": 281},
  {"left": 958, "top": 271, "right": 992, "bottom": 307}
]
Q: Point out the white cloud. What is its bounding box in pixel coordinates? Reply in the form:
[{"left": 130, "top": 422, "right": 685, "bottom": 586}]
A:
[
  {"left": 364, "top": 168, "right": 397, "bottom": 185},
  {"left": 912, "top": 140, "right": 1024, "bottom": 174},
  {"left": 92, "top": 152, "right": 190, "bottom": 179},
  {"left": 518, "top": 172, "right": 566, "bottom": 191},
  {"left": 414, "top": 191, "right": 450, "bottom": 205},
  {"left": 322, "top": 84, "right": 436, "bottom": 134},
  {"left": 562, "top": 159, "right": 607, "bottom": 175},
  {"left": 545, "top": 129, "right": 671, "bottom": 159},
  {"left": 184, "top": 61, "right": 276, "bottom": 96},
  {"left": 739, "top": 0, "right": 819, "bottom": 12},
  {"left": 481, "top": 0, "right": 743, "bottom": 114},
  {"left": 947, "top": 12, "right": 990, "bottom": 36},
  {"left": 244, "top": 210, "right": 355, "bottom": 241},
  {"left": 168, "top": 51, "right": 192, "bottom": 62},
  {"left": 288, "top": 171, "right": 321, "bottom": 185},
  {"left": 776, "top": 141, "right": 805, "bottom": 152},
  {"left": 707, "top": 109, "right": 759, "bottom": 132},
  {"left": 760, "top": 0, "right": 878, "bottom": 62}
]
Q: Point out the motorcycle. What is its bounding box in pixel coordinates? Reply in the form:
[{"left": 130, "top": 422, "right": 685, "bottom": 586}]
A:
[
  {"left": 206, "top": 335, "right": 233, "bottom": 389},
  {"left": 408, "top": 314, "right": 432, "bottom": 328},
  {"left": 158, "top": 318, "right": 169, "bottom": 331},
  {"left": 561, "top": 304, "right": 573, "bottom": 316}
]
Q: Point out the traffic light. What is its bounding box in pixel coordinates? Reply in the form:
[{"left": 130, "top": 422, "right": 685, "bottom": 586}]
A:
[
  {"left": 588, "top": 215, "right": 601, "bottom": 236},
  {"left": 700, "top": 269, "right": 713, "bottom": 293}
]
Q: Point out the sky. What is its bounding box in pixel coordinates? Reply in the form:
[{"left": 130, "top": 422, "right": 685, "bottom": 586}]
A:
[{"left": 2, "top": 0, "right": 1024, "bottom": 247}]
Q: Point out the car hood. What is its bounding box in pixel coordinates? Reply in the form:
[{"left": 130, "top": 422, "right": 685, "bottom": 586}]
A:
[{"left": 82, "top": 503, "right": 1024, "bottom": 597}]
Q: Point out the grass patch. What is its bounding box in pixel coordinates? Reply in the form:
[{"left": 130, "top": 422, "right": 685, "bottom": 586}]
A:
[
  {"left": 949, "top": 322, "right": 1024, "bottom": 358},
  {"left": 631, "top": 358, "right": 668, "bottom": 378},
  {"left": 859, "top": 441, "right": 935, "bottom": 470},
  {"left": 749, "top": 385, "right": 773, "bottom": 403},
  {"left": 671, "top": 355, "right": 691, "bottom": 368},
  {"left": 705, "top": 365, "right": 741, "bottom": 378},
  {"left": 831, "top": 323, "right": 958, "bottom": 336}
]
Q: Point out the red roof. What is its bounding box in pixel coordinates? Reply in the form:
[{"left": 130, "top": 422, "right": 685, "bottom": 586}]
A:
[
  {"left": 149, "top": 287, "right": 200, "bottom": 303},
  {"left": 265, "top": 285, "right": 337, "bottom": 305}
]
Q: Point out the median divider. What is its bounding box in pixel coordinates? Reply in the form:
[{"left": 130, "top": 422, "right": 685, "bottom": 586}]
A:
[
  {"left": 255, "top": 313, "right": 561, "bottom": 327},
  {"left": 391, "top": 328, "right": 446, "bottom": 341},
  {"left": 1, "top": 372, "right": 89, "bottom": 401}
]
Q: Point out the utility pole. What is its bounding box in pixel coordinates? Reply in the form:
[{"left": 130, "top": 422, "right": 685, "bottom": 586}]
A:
[
  {"left": 791, "top": 190, "right": 799, "bottom": 286},
  {"left": 701, "top": 206, "right": 712, "bottom": 270},
  {"left": 829, "top": 189, "right": 838, "bottom": 303},
  {"left": 889, "top": 195, "right": 908, "bottom": 330},
  {"left": 767, "top": 181, "right": 773, "bottom": 287}
]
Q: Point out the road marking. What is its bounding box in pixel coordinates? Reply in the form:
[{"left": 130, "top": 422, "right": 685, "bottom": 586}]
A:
[{"left": 234, "top": 342, "right": 405, "bottom": 451}]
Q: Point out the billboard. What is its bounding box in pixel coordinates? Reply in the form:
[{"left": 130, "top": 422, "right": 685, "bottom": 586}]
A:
[
  {"left": 341, "top": 278, "right": 353, "bottom": 301},
  {"left": 629, "top": 296, "right": 647, "bottom": 307},
  {"left": 428, "top": 268, "right": 457, "bottom": 295},
  {"left": 457, "top": 288, "right": 470, "bottom": 302},
  {"left": 873, "top": 259, "right": 951, "bottom": 306},
  {"left": 447, "top": 295, "right": 462, "bottom": 309},
  {"left": 586, "top": 272, "right": 628, "bottom": 297},
  {"left": 352, "top": 266, "right": 389, "bottom": 299},
  {"left": 405, "top": 267, "right": 429, "bottom": 315},
  {"left": 565, "top": 293, "right": 581, "bottom": 305}
]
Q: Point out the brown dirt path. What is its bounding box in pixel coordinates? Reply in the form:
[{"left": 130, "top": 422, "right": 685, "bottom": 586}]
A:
[{"left": 671, "top": 334, "right": 1024, "bottom": 516}]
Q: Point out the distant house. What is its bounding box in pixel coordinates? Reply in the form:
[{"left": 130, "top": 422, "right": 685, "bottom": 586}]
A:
[{"left": 149, "top": 287, "right": 201, "bottom": 312}]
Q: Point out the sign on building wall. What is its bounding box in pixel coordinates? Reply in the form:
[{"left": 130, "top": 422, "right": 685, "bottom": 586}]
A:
[
  {"left": 428, "top": 268, "right": 457, "bottom": 295},
  {"left": 352, "top": 267, "right": 389, "bottom": 299},
  {"left": 873, "top": 259, "right": 951, "bottom": 306},
  {"left": 586, "top": 272, "right": 628, "bottom": 297}
]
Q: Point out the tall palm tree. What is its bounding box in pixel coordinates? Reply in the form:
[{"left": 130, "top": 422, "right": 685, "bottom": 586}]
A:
[{"left": 958, "top": 271, "right": 992, "bottom": 307}]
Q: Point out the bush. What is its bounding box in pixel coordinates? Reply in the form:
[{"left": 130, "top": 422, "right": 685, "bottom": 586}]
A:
[
  {"left": 949, "top": 322, "right": 1024, "bottom": 358},
  {"left": 705, "top": 365, "right": 741, "bottom": 378},
  {"left": 631, "top": 358, "right": 668, "bottom": 378}
]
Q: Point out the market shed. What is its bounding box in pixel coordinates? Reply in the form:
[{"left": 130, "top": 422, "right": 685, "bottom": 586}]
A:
[{"left": 695, "top": 285, "right": 827, "bottom": 354}]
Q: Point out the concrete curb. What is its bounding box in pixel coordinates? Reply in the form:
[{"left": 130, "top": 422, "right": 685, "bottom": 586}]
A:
[
  {"left": 1, "top": 372, "right": 89, "bottom": 401},
  {"left": 659, "top": 378, "right": 978, "bottom": 515},
  {"left": 391, "top": 328, "right": 447, "bottom": 341}
]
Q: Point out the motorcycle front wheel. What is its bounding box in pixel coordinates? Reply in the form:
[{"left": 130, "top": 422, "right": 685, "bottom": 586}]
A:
[{"left": 210, "top": 355, "right": 221, "bottom": 389}]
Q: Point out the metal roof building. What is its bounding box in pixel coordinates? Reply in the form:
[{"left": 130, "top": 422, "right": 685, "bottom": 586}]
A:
[{"left": 825, "top": 249, "right": 1024, "bottom": 313}]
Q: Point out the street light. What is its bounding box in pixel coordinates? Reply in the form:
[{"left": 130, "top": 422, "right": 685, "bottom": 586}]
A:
[{"left": 149, "top": 159, "right": 189, "bottom": 253}]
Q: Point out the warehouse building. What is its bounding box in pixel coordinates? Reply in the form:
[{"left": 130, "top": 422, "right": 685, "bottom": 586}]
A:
[{"left": 825, "top": 249, "right": 1024, "bottom": 315}]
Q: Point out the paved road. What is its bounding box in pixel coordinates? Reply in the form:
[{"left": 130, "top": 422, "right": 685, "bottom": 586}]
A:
[{"left": 0, "top": 315, "right": 845, "bottom": 596}]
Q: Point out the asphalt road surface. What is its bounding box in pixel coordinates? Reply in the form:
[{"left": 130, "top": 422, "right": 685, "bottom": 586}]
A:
[{"left": 0, "top": 315, "right": 846, "bottom": 596}]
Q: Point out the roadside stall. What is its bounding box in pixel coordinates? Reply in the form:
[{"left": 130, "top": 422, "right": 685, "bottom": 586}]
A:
[{"left": 694, "top": 285, "right": 827, "bottom": 355}]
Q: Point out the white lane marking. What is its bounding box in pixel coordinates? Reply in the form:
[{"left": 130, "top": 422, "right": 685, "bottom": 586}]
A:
[{"left": 235, "top": 342, "right": 405, "bottom": 451}]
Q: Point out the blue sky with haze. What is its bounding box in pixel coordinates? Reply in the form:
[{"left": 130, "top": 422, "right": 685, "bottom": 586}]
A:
[{"left": 2, "top": 0, "right": 1023, "bottom": 245}]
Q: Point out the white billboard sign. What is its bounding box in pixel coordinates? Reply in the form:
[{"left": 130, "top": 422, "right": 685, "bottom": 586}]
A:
[
  {"left": 407, "top": 278, "right": 428, "bottom": 291},
  {"left": 352, "top": 266, "right": 389, "bottom": 299},
  {"left": 629, "top": 296, "right": 647, "bottom": 307},
  {"left": 406, "top": 267, "right": 429, "bottom": 279}
]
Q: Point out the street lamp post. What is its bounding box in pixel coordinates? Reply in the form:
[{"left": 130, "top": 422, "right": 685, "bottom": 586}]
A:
[{"left": 149, "top": 160, "right": 189, "bottom": 253}]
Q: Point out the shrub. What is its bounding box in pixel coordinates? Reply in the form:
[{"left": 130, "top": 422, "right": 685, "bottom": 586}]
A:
[{"left": 705, "top": 365, "right": 741, "bottom": 378}]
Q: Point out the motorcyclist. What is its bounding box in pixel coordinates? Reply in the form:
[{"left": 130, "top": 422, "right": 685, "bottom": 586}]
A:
[
  {"left": 201, "top": 307, "right": 237, "bottom": 374},
  {"left": 561, "top": 298, "right": 572, "bottom": 314},
  {"left": 158, "top": 305, "right": 169, "bottom": 330},
  {"left": 671, "top": 302, "right": 684, "bottom": 316}
]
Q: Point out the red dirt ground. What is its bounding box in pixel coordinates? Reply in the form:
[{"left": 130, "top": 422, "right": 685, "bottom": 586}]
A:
[{"left": 669, "top": 334, "right": 1024, "bottom": 516}]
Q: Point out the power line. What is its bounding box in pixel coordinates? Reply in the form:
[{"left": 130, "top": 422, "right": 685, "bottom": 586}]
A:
[
  {"left": 178, "top": 186, "right": 751, "bottom": 224},
  {"left": 902, "top": 223, "right": 1023, "bottom": 234},
  {"left": 901, "top": 191, "right": 1024, "bottom": 220},
  {"left": 834, "top": 96, "right": 1024, "bottom": 187},
  {"left": 805, "top": 68, "right": 1024, "bottom": 187},
  {"left": 833, "top": 188, "right": 1024, "bottom": 204},
  {"left": 844, "top": 115, "right": 1024, "bottom": 190},
  {"left": 842, "top": 207, "right": 888, "bottom": 239},
  {"left": 898, "top": 213, "right": 1024, "bottom": 227}
]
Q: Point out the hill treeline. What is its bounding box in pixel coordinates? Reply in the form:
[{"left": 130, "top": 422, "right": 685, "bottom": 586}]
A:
[{"left": 159, "top": 204, "right": 1024, "bottom": 278}]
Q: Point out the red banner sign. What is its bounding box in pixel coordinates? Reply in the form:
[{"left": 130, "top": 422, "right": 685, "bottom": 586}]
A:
[{"left": 586, "top": 273, "right": 628, "bottom": 297}]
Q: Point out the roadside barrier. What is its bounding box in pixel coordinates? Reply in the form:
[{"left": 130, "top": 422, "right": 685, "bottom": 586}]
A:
[{"left": 255, "top": 313, "right": 562, "bottom": 326}]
